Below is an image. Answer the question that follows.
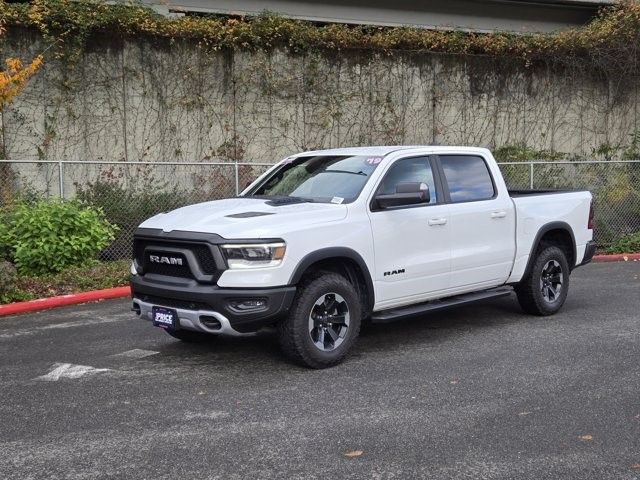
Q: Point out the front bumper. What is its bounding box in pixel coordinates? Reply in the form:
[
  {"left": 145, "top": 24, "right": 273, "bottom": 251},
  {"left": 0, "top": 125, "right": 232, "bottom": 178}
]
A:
[
  {"left": 134, "top": 299, "right": 250, "bottom": 336},
  {"left": 131, "top": 274, "right": 296, "bottom": 334},
  {"left": 579, "top": 240, "right": 597, "bottom": 266}
]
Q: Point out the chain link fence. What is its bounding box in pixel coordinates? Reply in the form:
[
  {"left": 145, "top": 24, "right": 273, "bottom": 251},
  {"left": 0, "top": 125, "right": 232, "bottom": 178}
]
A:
[
  {"left": 499, "top": 160, "right": 640, "bottom": 246},
  {"left": 0, "top": 160, "right": 272, "bottom": 261},
  {"left": 1, "top": 159, "right": 639, "bottom": 259}
]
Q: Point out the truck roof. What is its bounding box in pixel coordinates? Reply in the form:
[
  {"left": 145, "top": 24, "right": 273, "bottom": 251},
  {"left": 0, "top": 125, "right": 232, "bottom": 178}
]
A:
[{"left": 294, "top": 145, "right": 491, "bottom": 157}]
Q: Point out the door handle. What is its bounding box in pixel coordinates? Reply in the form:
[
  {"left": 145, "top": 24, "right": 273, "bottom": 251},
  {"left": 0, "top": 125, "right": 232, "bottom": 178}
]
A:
[
  {"left": 428, "top": 217, "right": 447, "bottom": 226},
  {"left": 490, "top": 211, "right": 507, "bottom": 219}
]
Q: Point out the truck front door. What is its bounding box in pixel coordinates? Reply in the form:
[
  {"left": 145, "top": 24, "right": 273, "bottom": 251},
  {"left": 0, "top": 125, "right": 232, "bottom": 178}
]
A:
[{"left": 368, "top": 155, "right": 451, "bottom": 310}]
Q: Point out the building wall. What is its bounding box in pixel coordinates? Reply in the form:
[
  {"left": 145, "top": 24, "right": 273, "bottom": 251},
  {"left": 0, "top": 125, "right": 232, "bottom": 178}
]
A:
[{"left": 153, "top": 0, "right": 611, "bottom": 33}]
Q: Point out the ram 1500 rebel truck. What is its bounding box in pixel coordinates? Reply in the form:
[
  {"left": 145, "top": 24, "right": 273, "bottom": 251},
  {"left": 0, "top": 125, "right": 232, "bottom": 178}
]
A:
[{"left": 131, "top": 146, "right": 596, "bottom": 368}]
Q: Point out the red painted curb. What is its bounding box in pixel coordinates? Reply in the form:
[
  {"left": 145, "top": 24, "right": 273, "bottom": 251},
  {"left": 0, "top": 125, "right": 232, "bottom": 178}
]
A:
[
  {"left": 0, "top": 286, "right": 131, "bottom": 317},
  {"left": 592, "top": 253, "right": 640, "bottom": 263}
]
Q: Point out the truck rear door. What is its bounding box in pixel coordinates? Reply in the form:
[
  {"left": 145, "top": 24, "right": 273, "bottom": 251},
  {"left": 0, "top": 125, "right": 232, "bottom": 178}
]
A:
[{"left": 436, "top": 154, "right": 516, "bottom": 290}]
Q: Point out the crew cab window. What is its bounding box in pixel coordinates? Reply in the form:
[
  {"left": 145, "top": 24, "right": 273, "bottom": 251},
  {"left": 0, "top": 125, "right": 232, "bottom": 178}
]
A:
[
  {"left": 440, "top": 155, "right": 495, "bottom": 202},
  {"left": 377, "top": 157, "right": 437, "bottom": 204}
]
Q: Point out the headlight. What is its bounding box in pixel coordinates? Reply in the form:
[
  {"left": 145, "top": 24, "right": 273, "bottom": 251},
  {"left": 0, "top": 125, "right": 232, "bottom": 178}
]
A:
[
  {"left": 130, "top": 261, "right": 138, "bottom": 275},
  {"left": 221, "top": 242, "right": 286, "bottom": 269}
]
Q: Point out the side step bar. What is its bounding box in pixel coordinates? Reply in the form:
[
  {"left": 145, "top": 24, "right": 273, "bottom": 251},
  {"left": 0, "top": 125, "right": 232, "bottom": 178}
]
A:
[{"left": 370, "top": 287, "right": 512, "bottom": 323}]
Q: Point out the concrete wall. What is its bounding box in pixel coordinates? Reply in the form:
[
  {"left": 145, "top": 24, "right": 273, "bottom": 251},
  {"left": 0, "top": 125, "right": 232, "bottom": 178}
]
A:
[{"left": 2, "top": 29, "right": 638, "bottom": 165}]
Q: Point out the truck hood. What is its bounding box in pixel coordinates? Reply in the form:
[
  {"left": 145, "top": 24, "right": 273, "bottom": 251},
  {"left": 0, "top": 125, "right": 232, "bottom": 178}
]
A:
[{"left": 139, "top": 197, "right": 348, "bottom": 238}]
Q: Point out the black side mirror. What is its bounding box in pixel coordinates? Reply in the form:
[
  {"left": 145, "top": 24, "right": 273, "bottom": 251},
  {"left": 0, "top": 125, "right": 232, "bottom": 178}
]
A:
[{"left": 375, "top": 182, "right": 430, "bottom": 209}]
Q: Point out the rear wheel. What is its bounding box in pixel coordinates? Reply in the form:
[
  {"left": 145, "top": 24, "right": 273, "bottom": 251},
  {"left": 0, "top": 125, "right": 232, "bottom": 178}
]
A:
[
  {"left": 278, "top": 272, "right": 361, "bottom": 369},
  {"left": 515, "top": 245, "right": 570, "bottom": 316}
]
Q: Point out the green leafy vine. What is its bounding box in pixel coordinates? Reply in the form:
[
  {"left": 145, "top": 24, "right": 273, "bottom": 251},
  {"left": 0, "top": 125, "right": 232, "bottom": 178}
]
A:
[{"left": 1, "top": 0, "right": 640, "bottom": 73}]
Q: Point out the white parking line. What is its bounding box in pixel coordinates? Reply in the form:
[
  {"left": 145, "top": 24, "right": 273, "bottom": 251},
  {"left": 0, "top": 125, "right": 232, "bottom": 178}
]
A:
[{"left": 36, "top": 363, "right": 112, "bottom": 381}]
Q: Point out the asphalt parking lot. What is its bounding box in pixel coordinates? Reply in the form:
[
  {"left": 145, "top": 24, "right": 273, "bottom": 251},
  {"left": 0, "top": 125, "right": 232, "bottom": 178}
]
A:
[{"left": 0, "top": 262, "right": 639, "bottom": 479}]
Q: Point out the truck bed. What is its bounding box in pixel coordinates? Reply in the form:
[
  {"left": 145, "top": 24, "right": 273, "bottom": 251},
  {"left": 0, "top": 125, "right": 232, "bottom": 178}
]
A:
[{"left": 507, "top": 188, "right": 593, "bottom": 281}]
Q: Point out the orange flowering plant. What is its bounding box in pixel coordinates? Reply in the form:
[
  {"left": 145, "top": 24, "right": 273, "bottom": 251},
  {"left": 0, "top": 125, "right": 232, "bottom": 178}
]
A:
[
  {"left": 0, "top": 0, "right": 43, "bottom": 111},
  {"left": 0, "top": 56, "right": 44, "bottom": 111},
  {"left": 0, "top": 0, "right": 44, "bottom": 200},
  {"left": 1, "top": 1, "right": 42, "bottom": 110}
]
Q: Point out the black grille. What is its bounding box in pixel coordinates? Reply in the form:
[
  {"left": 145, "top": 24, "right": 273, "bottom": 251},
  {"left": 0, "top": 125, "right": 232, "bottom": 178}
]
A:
[
  {"left": 133, "top": 238, "right": 220, "bottom": 280},
  {"left": 133, "top": 240, "right": 146, "bottom": 266},
  {"left": 191, "top": 245, "right": 217, "bottom": 275},
  {"left": 144, "top": 259, "right": 193, "bottom": 278}
]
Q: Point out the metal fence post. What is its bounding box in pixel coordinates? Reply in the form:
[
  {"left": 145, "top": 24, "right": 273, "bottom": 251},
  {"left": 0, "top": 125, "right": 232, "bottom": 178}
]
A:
[
  {"left": 58, "top": 161, "right": 65, "bottom": 198},
  {"left": 234, "top": 162, "right": 239, "bottom": 195},
  {"left": 529, "top": 162, "right": 534, "bottom": 189}
]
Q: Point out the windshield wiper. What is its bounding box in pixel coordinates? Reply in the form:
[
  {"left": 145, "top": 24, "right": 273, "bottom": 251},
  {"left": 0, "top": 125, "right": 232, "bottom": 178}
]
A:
[
  {"left": 324, "top": 169, "right": 368, "bottom": 176},
  {"left": 249, "top": 195, "right": 315, "bottom": 206}
]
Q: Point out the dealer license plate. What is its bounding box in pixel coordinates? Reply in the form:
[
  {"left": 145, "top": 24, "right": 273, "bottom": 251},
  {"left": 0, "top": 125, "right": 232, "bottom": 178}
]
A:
[{"left": 152, "top": 306, "right": 178, "bottom": 329}]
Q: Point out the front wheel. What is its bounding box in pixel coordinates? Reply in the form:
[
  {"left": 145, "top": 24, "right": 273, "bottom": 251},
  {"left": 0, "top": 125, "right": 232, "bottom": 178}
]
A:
[
  {"left": 515, "top": 245, "right": 570, "bottom": 316},
  {"left": 278, "top": 272, "right": 361, "bottom": 369}
]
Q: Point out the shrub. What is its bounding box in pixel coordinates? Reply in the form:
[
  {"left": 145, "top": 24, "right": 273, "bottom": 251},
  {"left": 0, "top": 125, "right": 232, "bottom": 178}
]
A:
[
  {"left": 0, "top": 261, "right": 20, "bottom": 303},
  {"left": 1, "top": 198, "right": 118, "bottom": 275},
  {"left": 0, "top": 187, "right": 46, "bottom": 258},
  {"left": 0, "top": 259, "right": 131, "bottom": 304},
  {"left": 14, "top": 259, "right": 130, "bottom": 298},
  {"left": 493, "top": 144, "right": 567, "bottom": 162},
  {"left": 606, "top": 232, "right": 640, "bottom": 254},
  {"left": 0, "top": 210, "right": 11, "bottom": 261},
  {"left": 75, "top": 179, "right": 191, "bottom": 259},
  {"left": 75, "top": 179, "right": 189, "bottom": 233}
]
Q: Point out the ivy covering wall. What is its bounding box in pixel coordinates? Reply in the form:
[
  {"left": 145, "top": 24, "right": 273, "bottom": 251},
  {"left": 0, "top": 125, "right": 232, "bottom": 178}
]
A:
[{"left": 1, "top": 0, "right": 640, "bottom": 162}]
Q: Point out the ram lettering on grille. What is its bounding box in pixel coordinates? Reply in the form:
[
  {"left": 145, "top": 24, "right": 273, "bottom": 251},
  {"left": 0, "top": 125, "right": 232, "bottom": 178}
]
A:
[{"left": 149, "top": 255, "right": 183, "bottom": 266}]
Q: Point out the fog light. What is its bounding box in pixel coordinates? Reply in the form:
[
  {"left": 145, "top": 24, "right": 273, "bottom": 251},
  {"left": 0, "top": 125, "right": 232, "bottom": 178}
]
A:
[{"left": 228, "top": 298, "right": 267, "bottom": 312}]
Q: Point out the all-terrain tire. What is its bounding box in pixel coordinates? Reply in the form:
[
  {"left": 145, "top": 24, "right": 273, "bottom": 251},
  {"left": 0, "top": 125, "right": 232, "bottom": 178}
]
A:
[
  {"left": 278, "top": 272, "right": 361, "bottom": 369},
  {"left": 515, "top": 245, "right": 570, "bottom": 316}
]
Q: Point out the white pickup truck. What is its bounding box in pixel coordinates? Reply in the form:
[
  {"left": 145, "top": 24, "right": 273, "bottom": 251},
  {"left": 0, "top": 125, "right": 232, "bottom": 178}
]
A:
[{"left": 131, "top": 146, "right": 596, "bottom": 368}]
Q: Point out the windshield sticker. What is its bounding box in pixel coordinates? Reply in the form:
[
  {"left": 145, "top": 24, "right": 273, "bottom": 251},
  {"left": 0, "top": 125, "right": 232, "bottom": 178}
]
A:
[
  {"left": 364, "top": 156, "right": 383, "bottom": 166},
  {"left": 331, "top": 197, "right": 344, "bottom": 204}
]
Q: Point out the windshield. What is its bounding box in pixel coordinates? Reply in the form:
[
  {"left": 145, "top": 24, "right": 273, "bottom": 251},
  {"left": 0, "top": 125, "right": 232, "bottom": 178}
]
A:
[{"left": 246, "top": 155, "right": 383, "bottom": 203}]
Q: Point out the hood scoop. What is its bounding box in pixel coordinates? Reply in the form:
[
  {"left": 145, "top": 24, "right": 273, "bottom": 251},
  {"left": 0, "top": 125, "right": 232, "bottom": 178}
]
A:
[{"left": 225, "top": 211, "right": 275, "bottom": 219}]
